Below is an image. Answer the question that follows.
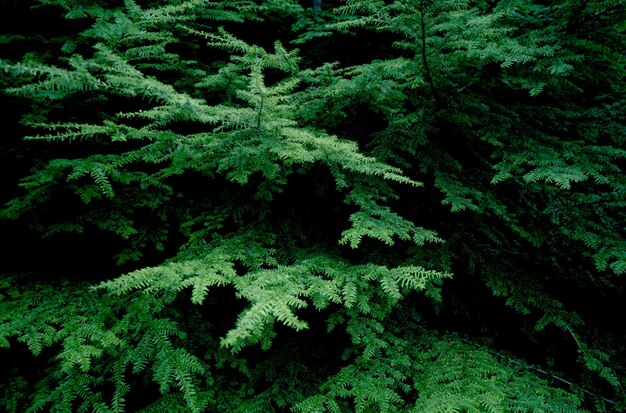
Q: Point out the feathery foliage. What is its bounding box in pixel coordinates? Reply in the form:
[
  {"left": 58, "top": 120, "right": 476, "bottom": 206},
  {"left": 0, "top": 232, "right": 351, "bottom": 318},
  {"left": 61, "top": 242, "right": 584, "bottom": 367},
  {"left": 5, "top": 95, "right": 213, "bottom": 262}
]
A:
[{"left": 1, "top": 0, "right": 625, "bottom": 411}]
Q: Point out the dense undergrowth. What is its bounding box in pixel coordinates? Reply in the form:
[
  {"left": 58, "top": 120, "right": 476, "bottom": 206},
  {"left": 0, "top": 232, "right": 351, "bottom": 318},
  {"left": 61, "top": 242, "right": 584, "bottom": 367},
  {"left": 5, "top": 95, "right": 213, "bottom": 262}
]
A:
[{"left": 0, "top": 0, "right": 625, "bottom": 411}]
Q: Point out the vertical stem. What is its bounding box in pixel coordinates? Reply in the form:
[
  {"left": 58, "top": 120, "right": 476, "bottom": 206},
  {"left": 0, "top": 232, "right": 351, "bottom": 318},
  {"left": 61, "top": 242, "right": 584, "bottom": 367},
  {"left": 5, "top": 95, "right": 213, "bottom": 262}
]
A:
[
  {"left": 256, "top": 95, "right": 264, "bottom": 129},
  {"left": 420, "top": 2, "right": 440, "bottom": 104},
  {"left": 565, "top": 0, "right": 590, "bottom": 33},
  {"left": 312, "top": 0, "right": 323, "bottom": 56},
  {"left": 255, "top": 71, "right": 264, "bottom": 129}
]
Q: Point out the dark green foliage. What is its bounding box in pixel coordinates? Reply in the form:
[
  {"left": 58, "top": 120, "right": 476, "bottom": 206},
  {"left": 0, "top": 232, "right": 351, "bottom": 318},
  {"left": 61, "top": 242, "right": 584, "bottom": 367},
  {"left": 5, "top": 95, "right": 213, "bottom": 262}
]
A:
[{"left": 1, "top": 0, "right": 625, "bottom": 411}]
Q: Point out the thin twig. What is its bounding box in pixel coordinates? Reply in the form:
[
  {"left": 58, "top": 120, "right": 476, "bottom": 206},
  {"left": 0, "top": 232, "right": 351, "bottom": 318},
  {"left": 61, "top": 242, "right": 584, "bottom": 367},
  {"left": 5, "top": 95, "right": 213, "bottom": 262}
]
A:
[{"left": 459, "top": 336, "right": 617, "bottom": 406}]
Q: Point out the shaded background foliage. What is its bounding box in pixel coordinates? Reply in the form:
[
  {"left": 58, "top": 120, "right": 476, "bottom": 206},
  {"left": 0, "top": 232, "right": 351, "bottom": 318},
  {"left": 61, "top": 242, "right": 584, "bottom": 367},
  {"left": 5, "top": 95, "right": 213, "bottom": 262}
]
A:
[{"left": 0, "top": 0, "right": 625, "bottom": 412}]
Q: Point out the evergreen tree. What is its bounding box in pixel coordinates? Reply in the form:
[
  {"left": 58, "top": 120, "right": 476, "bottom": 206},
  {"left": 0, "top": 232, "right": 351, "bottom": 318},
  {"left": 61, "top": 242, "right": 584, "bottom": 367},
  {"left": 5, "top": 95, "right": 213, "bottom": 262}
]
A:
[{"left": 1, "top": 0, "right": 624, "bottom": 411}]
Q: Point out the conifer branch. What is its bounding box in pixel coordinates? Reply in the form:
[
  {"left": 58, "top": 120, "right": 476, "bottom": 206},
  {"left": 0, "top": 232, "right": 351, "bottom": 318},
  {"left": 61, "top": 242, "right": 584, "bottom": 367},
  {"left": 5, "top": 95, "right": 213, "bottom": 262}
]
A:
[{"left": 460, "top": 337, "right": 618, "bottom": 406}]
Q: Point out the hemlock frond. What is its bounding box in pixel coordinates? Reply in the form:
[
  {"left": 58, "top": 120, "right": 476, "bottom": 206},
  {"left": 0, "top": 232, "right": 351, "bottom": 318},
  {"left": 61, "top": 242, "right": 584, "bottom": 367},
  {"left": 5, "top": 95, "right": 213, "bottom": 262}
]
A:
[
  {"left": 96, "top": 254, "right": 236, "bottom": 299},
  {"left": 0, "top": 276, "right": 207, "bottom": 413},
  {"left": 2, "top": 0, "right": 624, "bottom": 411},
  {"left": 340, "top": 187, "right": 441, "bottom": 249},
  {"left": 410, "top": 334, "right": 586, "bottom": 413}
]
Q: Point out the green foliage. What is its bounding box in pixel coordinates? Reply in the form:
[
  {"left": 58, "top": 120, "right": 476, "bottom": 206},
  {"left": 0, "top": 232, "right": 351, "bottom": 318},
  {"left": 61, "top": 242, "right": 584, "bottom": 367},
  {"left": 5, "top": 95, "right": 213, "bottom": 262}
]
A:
[
  {"left": 296, "top": 316, "right": 586, "bottom": 413},
  {"left": 0, "top": 276, "right": 208, "bottom": 413},
  {"left": 1, "top": 0, "right": 625, "bottom": 411},
  {"left": 410, "top": 334, "right": 586, "bottom": 413}
]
